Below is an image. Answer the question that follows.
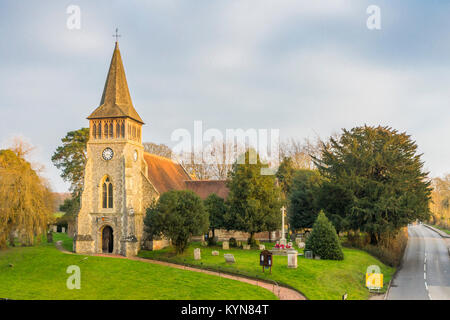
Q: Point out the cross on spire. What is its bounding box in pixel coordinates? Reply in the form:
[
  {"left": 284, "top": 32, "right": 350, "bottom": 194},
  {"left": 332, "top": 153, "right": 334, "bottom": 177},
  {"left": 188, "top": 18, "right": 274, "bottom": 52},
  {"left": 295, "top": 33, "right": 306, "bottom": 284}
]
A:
[{"left": 113, "top": 28, "right": 121, "bottom": 43}]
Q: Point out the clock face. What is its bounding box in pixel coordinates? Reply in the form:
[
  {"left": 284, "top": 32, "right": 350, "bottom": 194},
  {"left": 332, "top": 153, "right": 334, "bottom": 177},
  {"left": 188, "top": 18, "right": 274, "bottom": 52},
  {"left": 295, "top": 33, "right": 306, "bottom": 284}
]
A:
[
  {"left": 102, "top": 147, "right": 114, "bottom": 161},
  {"left": 133, "top": 150, "right": 138, "bottom": 162}
]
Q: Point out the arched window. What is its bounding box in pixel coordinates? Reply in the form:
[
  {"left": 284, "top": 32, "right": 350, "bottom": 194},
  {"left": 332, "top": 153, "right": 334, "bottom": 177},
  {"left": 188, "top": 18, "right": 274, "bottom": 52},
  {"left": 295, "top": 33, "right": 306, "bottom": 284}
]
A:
[
  {"left": 116, "top": 122, "right": 120, "bottom": 138},
  {"left": 108, "top": 182, "right": 113, "bottom": 207},
  {"left": 109, "top": 122, "right": 113, "bottom": 138},
  {"left": 104, "top": 123, "right": 109, "bottom": 139},
  {"left": 102, "top": 182, "right": 107, "bottom": 208},
  {"left": 98, "top": 123, "right": 102, "bottom": 139},
  {"left": 93, "top": 124, "right": 97, "bottom": 139},
  {"left": 121, "top": 122, "right": 125, "bottom": 138},
  {"left": 102, "top": 177, "right": 113, "bottom": 209}
]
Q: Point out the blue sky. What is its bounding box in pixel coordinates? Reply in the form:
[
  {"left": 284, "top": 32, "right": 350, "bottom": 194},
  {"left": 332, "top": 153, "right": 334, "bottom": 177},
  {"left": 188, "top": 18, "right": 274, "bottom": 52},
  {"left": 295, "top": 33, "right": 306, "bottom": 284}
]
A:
[{"left": 1, "top": 1, "right": 449, "bottom": 192}]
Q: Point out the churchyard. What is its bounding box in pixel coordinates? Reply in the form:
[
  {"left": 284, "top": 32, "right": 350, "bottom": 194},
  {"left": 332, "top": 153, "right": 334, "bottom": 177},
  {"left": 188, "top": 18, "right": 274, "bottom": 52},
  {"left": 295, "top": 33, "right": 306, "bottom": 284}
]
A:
[
  {"left": 0, "top": 233, "right": 276, "bottom": 300},
  {"left": 139, "top": 241, "right": 395, "bottom": 300}
]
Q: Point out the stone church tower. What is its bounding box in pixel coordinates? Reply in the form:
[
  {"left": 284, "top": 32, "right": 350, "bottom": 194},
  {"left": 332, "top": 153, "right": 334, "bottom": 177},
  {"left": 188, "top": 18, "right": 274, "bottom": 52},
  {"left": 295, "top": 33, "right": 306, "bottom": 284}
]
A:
[
  {"left": 74, "top": 40, "right": 231, "bottom": 257},
  {"left": 74, "top": 41, "right": 156, "bottom": 257}
]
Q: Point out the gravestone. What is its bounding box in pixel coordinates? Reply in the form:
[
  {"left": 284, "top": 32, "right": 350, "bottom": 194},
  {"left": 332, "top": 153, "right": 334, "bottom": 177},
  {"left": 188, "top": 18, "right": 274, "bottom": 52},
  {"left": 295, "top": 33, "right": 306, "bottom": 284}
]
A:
[
  {"left": 201, "top": 240, "right": 207, "bottom": 247},
  {"left": 287, "top": 251, "right": 298, "bottom": 268},
  {"left": 305, "top": 250, "right": 313, "bottom": 259},
  {"left": 259, "top": 244, "right": 265, "bottom": 250},
  {"left": 62, "top": 227, "right": 66, "bottom": 233},
  {"left": 314, "top": 255, "right": 321, "bottom": 260},
  {"left": 212, "top": 250, "right": 219, "bottom": 256},
  {"left": 298, "top": 242, "right": 305, "bottom": 249},
  {"left": 243, "top": 244, "right": 251, "bottom": 250},
  {"left": 194, "top": 248, "right": 201, "bottom": 260},
  {"left": 46, "top": 231, "right": 53, "bottom": 243},
  {"left": 224, "top": 254, "right": 235, "bottom": 264},
  {"left": 52, "top": 225, "right": 57, "bottom": 233},
  {"left": 222, "top": 241, "right": 229, "bottom": 250}
]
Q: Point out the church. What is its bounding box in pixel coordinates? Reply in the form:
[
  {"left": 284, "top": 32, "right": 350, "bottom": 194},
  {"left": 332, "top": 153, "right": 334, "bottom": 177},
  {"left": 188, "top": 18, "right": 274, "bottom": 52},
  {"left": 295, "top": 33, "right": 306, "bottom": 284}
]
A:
[{"left": 74, "top": 41, "right": 275, "bottom": 257}]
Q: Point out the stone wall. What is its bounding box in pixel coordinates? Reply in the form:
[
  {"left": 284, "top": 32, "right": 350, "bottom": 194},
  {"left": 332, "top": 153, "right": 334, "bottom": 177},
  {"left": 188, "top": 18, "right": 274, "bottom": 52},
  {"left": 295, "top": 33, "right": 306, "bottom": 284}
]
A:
[
  {"left": 192, "top": 229, "right": 282, "bottom": 242},
  {"left": 75, "top": 136, "right": 159, "bottom": 256},
  {"left": 143, "top": 239, "right": 170, "bottom": 251}
]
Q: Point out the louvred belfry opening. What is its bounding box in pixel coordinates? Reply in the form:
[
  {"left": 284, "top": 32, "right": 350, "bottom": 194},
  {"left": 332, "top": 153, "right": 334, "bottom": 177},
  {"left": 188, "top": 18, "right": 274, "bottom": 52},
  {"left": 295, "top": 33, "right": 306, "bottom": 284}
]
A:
[{"left": 87, "top": 41, "right": 144, "bottom": 143}]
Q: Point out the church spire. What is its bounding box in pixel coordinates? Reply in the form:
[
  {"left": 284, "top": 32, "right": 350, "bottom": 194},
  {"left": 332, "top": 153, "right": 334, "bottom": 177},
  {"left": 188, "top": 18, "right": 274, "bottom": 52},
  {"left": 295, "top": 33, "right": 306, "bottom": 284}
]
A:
[{"left": 88, "top": 39, "right": 144, "bottom": 124}]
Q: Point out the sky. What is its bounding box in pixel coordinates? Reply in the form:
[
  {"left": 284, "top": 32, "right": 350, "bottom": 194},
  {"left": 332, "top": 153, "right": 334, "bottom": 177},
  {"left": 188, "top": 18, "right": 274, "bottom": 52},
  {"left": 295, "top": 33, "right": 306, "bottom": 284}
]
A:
[{"left": 1, "top": 0, "right": 449, "bottom": 192}]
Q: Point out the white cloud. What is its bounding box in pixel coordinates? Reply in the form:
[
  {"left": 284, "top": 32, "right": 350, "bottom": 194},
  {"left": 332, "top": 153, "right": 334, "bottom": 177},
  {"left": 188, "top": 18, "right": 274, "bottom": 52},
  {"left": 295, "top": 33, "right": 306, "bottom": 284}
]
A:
[{"left": 1, "top": 0, "right": 450, "bottom": 191}]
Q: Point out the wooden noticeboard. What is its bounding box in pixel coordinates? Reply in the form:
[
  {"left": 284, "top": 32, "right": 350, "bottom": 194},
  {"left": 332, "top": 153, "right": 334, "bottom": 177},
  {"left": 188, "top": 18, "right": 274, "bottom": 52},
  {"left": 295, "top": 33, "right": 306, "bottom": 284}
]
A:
[{"left": 259, "top": 250, "right": 273, "bottom": 273}]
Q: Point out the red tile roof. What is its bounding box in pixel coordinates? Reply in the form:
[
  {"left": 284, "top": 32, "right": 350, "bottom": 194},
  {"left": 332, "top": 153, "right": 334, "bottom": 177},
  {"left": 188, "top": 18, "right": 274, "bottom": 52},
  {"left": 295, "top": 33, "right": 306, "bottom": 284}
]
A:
[
  {"left": 143, "top": 152, "right": 191, "bottom": 194},
  {"left": 143, "top": 152, "right": 230, "bottom": 200},
  {"left": 185, "top": 180, "right": 229, "bottom": 200}
]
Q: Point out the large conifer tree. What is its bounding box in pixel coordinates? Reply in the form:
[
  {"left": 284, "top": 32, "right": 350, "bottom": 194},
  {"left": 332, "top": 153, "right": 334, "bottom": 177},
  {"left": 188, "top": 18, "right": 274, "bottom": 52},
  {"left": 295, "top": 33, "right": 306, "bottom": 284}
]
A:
[
  {"left": 225, "top": 150, "right": 282, "bottom": 244},
  {"left": 315, "top": 125, "right": 431, "bottom": 244},
  {"left": 288, "top": 169, "right": 323, "bottom": 230}
]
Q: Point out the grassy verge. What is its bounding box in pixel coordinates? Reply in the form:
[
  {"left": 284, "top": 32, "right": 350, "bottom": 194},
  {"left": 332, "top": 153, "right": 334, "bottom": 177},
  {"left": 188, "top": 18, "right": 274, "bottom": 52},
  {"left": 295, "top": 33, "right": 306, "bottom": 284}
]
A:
[
  {"left": 0, "top": 234, "right": 276, "bottom": 300},
  {"left": 431, "top": 225, "right": 450, "bottom": 235},
  {"left": 139, "top": 242, "right": 395, "bottom": 300}
]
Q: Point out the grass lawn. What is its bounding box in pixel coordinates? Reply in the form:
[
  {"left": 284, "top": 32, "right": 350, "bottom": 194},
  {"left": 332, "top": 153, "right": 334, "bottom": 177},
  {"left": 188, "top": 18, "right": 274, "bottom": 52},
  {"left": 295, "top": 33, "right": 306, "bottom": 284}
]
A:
[
  {"left": 54, "top": 233, "right": 74, "bottom": 251},
  {"left": 431, "top": 225, "right": 450, "bottom": 235},
  {"left": 0, "top": 234, "right": 276, "bottom": 300},
  {"left": 139, "top": 242, "right": 395, "bottom": 300}
]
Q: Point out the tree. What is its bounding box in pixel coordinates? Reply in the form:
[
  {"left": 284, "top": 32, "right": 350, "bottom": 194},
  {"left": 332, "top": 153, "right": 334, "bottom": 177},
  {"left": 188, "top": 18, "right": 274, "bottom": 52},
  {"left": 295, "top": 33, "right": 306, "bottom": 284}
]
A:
[
  {"left": 288, "top": 169, "right": 323, "bottom": 230},
  {"left": 315, "top": 125, "right": 432, "bottom": 244},
  {"left": 59, "top": 195, "right": 81, "bottom": 217},
  {"left": 144, "top": 190, "right": 209, "bottom": 253},
  {"left": 430, "top": 175, "right": 450, "bottom": 227},
  {"left": 279, "top": 137, "right": 323, "bottom": 170},
  {"left": 0, "top": 148, "right": 53, "bottom": 249},
  {"left": 225, "top": 149, "right": 282, "bottom": 245},
  {"left": 143, "top": 142, "right": 172, "bottom": 158},
  {"left": 179, "top": 141, "right": 237, "bottom": 180},
  {"left": 51, "top": 128, "right": 89, "bottom": 195},
  {"left": 58, "top": 193, "right": 81, "bottom": 228},
  {"left": 204, "top": 194, "right": 227, "bottom": 239},
  {"left": 305, "top": 211, "right": 344, "bottom": 260},
  {"left": 318, "top": 181, "right": 353, "bottom": 234},
  {"left": 276, "top": 156, "right": 296, "bottom": 198}
]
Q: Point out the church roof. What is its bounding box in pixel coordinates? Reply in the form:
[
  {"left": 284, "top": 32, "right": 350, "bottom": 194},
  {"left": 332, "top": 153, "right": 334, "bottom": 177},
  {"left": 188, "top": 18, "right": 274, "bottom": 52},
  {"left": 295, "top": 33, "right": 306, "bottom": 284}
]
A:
[
  {"left": 88, "top": 42, "right": 144, "bottom": 124},
  {"left": 143, "top": 152, "right": 230, "bottom": 199},
  {"left": 143, "top": 152, "right": 191, "bottom": 194},
  {"left": 185, "top": 180, "right": 229, "bottom": 200}
]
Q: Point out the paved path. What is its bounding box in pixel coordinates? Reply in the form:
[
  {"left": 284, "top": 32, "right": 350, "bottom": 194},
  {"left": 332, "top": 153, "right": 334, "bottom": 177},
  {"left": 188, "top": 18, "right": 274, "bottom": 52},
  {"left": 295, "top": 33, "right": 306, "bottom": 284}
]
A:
[
  {"left": 55, "top": 241, "right": 73, "bottom": 254},
  {"left": 55, "top": 242, "right": 305, "bottom": 300},
  {"left": 387, "top": 224, "right": 450, "bottom": 300}
]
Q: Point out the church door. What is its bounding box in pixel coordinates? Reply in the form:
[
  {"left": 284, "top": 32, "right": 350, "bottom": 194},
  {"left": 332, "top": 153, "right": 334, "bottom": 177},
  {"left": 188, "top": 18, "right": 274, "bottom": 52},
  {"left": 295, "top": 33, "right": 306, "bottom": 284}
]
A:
[{"left": 102, "top": 226, "right": 114, "bottom": 253}]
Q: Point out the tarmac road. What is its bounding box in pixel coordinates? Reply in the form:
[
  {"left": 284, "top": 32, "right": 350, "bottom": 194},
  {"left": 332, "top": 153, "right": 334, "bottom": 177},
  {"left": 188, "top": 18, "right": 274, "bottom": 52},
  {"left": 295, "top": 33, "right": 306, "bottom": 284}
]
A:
[{"left": 387, "top": 224, "right": 450, "bottom": 300}]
